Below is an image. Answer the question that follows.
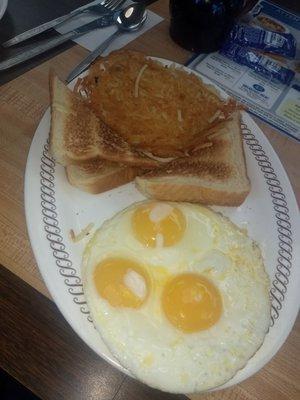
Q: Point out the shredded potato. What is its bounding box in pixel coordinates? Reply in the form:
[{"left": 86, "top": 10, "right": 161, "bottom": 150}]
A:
[
  {"left": 177, "top": 109, "right": 183, "bottom": 122},
  {"left": 134, "top": 64, "right": 148, "bottom": 98},
  {"left": 76, "top": 50, "right": 237, "bottom": 157},
  {"left": 69, "top": 223, "right": 94, "bottom": 243}
]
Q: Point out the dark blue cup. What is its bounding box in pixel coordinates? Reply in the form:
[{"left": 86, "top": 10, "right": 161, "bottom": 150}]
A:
[{"left": 169, "top": 0, "right": 246, "bottom": 53}]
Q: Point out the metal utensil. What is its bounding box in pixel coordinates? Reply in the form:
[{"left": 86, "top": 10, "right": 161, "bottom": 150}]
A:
[
  {"left": 66, "top": 3, "right": 147, "bottom": 83},
  {"left": 2, "top": 0, "right": 126, "bottom": 48},
  {"left": 0, "top": 15, "right": 117, "bottom": 72}
]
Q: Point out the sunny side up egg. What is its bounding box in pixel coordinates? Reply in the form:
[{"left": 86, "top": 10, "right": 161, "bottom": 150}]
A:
[{"left": 82, "top": 201, "right": 270, "bottom": 393}]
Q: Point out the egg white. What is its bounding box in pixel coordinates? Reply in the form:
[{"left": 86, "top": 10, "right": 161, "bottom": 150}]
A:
[{"left": 82, "top": 201, "right": 270, "bottom": 393}]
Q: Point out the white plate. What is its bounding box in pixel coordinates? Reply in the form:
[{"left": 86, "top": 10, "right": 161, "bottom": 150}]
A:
[
  {"left": 0, "top": 0, "right": 7, "bottom": 20},
  {"left": 24, "top": 58, "right": 300, "bottom": 392}
]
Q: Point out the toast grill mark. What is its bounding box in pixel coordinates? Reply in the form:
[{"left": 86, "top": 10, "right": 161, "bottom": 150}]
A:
[{"left": 40, "top": 124, "right": 293, "bottom": 326}]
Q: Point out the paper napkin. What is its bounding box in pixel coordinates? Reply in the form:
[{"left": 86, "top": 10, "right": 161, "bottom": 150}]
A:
[{"left": 55, "top": 1, "right": 163, "bottom": 55}]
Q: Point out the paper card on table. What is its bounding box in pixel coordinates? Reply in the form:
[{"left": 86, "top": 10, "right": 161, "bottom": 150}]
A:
[{"left": 188, "top": 0, "right": 300, "bottom": 141}]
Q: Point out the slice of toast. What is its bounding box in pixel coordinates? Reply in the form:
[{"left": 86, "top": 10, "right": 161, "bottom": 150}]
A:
[
  {"left": 49, "top": 73, "right": 158, "bottom": 168},
  {"left": 135, "top": 112, "right": 250, "bottom": 206},
  {"left": 66, "top": 159, "right": 138, "bottom": 194}
]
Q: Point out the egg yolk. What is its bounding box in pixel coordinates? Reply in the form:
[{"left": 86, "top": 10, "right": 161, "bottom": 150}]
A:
[
  {"left": 132, "top": 203, "right": 186, "bottom": 248},
  {"left": 162, "top": 273, "right": 222, "bottom": 333},
  {"left": 94, "top": 258, "right": 149, "bottom": 308}
]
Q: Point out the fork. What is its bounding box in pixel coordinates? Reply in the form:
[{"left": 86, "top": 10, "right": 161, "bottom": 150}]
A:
[{"left": 2, "top": 0, "right": 127, "bottom": 48}]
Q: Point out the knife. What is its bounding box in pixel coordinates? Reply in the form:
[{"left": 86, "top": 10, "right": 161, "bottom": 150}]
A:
[
  {"left": 66, "top": 29, "right": 120, "bottom": 83},
  {"left": 2, "top": 3, "right": 111, "bottom": 48},
  {"left": 0, "top": 15, "right": 116, "bottom": 72}
]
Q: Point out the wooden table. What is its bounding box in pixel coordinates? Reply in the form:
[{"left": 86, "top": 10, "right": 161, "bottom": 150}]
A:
[{"left": 0, "top": 1, "right": 299, "bottom": 399}]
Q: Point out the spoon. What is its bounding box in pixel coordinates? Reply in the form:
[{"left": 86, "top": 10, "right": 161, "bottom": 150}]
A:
[{"left": 66, "top": 3, "right": 147, "bottom": 83}]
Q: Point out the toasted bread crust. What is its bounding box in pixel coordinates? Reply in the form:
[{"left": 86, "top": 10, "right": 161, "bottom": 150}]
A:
[
  {"left": 135, "top": 112, "right": 250, "bottom": 206},
  {"left": 141, "top": 158, "right": 233, "bottom": 181},
  {"left": 49, "top": 73, "right": 158, "bottom": 168},
  {"left": 66, "top": 162, "right": 138, "bottom": 194},
  {"left": 136, "top": 178, "right": 249, "bottom": 206}
]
